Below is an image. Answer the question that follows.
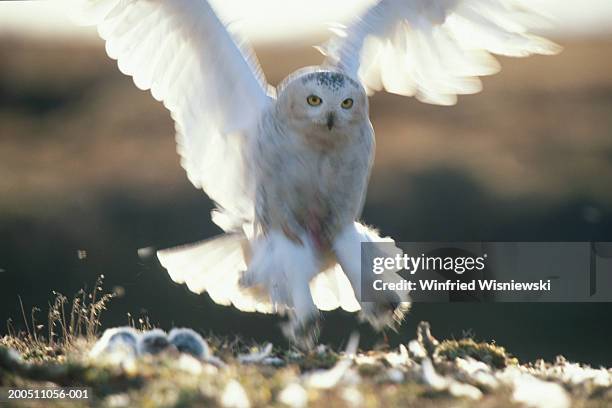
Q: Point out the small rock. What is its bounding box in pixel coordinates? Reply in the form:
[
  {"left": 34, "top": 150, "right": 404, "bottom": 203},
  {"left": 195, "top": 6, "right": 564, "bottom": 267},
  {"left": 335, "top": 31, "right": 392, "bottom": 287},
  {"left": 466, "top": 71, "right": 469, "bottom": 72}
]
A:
[
  {"left": 421, "top": 358, "right": 447, "bottom": 390},
  {"left": 304, "top": 359, "right": 353, "bottom": 389},
  {"left": 238, "top": 343, "right": 273, "bottom": 364},
  {"left": 168, "top": 328, "right": 209, "bottom": 359},
  {"left": 105, "top": 393, "right": 130, "bottom": 407},
  {"left": 501, "top": 368, "right": 570, "bottom": 408},
  {"left": 421, "top": 358, "right": 483, "bottom": 400},
  {"left": 262, "top": 357, "right": 285, "bottom": 366},
  {"left": 221, "top": 379, "right": 250, "bottom": 408},
  {"left": 448, "top": 382, "right": 483, "bottom": 400},
  {"left": 384, "top": 346, "right": 410, "bottom": 367},
  {"left": 278, "top": 382, "right": 308, "bottom": 408},
  {"left": 138, "top": 329, "right": 170, "bottom": 355},
  {"left": 386, "top": 368, "right": 405, "bottom": 383},
  {"left": 407, "top": 340, "right": 427, "bottom": 361},
  {"left": 341, "top": 386, "right": 363, "bottom": 406},
  {"left": 455, "top": 357, "right": 499, "bottom": 389},
  {"left": 177, "top": 354, "right": 203, "bottom": 375},
  {"left": 90, "top": 327, "right": 138, "bottom": 359}
]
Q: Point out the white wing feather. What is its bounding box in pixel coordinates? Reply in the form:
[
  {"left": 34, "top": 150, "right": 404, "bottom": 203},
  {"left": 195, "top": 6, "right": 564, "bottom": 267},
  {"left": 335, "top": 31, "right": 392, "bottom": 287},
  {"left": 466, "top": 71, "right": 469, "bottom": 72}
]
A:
[
  {"left": 323, "top": 0, "right": 561, "bottom": 105},
  {"left": 310, "top": 265, "right": 361, "bottom": 312},
  {"left": 66, "top": 0, "right": 273, "bottom": 228},
  {"left": 157, "top": 234, "right": 275, "bottom": 313}
]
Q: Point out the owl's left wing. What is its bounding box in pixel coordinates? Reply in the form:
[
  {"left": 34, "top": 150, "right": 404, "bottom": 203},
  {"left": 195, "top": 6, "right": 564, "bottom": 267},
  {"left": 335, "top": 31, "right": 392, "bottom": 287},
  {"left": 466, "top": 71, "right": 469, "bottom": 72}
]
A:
[
  {"left": 66, "top": 0, "right": 273, "bottom": 229},
  {"left": 321, "top": 0, "right": 561, "bottom": 105}
]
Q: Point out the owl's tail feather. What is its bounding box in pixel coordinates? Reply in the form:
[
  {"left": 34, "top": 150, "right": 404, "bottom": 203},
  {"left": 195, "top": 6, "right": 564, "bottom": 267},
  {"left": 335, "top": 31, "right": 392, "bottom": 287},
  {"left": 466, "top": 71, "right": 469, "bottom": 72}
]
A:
[{"left": 157, "top": 233, "right": 274, "bottom": 314}]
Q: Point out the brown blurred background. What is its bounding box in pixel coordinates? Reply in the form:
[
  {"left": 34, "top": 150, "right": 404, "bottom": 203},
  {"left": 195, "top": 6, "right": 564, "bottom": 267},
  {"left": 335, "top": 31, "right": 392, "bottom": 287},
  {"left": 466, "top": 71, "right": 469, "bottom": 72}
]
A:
[{"left": 1, "top": 2, "right": 612, "bottom": 365}]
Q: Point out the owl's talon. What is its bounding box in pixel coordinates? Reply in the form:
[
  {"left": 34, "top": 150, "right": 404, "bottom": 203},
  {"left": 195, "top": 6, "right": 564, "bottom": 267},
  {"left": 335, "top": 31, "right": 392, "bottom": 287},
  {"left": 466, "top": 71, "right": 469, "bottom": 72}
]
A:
[
  {"left": 282, "top": 315, "right": 320, "bottom": 351},
  {"left": 359, "top": 298, "right": 410, "bottom": 332}
]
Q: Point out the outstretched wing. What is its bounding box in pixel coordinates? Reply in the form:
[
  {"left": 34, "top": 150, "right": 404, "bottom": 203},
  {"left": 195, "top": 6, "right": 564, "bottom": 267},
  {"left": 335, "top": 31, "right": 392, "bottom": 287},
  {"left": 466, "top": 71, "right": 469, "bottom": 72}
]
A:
[
  {"left": 67, "top": 0, "right": 273, "bottom": 229},
  {"left": 322, "top": 0, "right": 561, "bottom": 105}
]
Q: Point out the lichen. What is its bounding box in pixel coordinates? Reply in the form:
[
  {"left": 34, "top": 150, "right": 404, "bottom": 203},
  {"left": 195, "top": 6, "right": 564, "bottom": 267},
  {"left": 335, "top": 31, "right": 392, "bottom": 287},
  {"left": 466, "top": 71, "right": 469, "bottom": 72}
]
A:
[{"left": 435, "top": 338, "right": 518, "bottom": 369}]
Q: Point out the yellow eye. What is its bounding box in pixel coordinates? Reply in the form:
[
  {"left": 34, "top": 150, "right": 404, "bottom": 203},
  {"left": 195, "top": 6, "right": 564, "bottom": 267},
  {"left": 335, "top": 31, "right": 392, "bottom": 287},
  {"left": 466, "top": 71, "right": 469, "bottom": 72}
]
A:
[
  {"left": 341, "top": 98, "right": 354, "bottom": 109},
  {"left": 307, "top": 95, "right": 322, "bottom": 106}
]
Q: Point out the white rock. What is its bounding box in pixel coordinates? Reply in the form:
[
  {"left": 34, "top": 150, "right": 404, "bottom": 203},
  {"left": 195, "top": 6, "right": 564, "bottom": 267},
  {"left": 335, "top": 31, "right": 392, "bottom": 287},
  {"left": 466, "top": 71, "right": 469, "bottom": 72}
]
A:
[
  {"left": 5, "top": 348, "right": 22, "bottom": 364},
  {"left": 421, "top": 358, "right": 447, "bottom": 390},
  {"left": 341, "top": 386, "right": 363, "bottom": 406},
  {"left": 221, "top": 380, "right": 250, "bottom": 408},
  {"left": 408, "top": 340, "right": 427, "bottom": 360},
  {"left": 342, "top": 368, "right": 362, "bottom": 386},
  {"left": 503, "top": 369, "right": 570, "bottom": 408},
  {"left": 106, "top": 393, "right": 130, "bottom": 407},
  {"left": 456, "top": 357, "right": 491, "bottom": 375},
  {"left": 278, "top": 383, "right": 308, "bottom": 408},
  {"left": 448, "top": 382, "right": 483, "bottom": 400},
  {"left": 456, "top": 357, "right": 499, "bottom": 389},
  {"left": 422, "top": 358, "right": 483, "bottom": 400},
  {"left": 387, "top": 368, "right": 405, "bottom": 383},
  {"left": 304, "top": 359, "right": 353, "bottom": 389},
  {"left": 177, "top": 354, "right": 203, "bottom": 376},
  {"left": 238, "top": 343, "right": 273, "bottom": 364}
]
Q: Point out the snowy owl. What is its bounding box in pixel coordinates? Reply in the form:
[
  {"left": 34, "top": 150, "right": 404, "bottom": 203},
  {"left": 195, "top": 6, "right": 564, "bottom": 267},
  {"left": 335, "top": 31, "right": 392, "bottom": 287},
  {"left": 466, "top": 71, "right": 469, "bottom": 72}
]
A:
[{"left": 67, "top": 0, "right": 559, "bottom": 346}]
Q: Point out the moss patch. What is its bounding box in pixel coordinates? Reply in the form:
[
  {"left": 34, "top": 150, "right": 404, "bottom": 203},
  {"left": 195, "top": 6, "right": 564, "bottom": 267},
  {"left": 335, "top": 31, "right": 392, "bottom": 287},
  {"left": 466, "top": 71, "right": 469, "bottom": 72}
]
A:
[{"left": 435, "top": 338, "right": 518, "bottom": 368}]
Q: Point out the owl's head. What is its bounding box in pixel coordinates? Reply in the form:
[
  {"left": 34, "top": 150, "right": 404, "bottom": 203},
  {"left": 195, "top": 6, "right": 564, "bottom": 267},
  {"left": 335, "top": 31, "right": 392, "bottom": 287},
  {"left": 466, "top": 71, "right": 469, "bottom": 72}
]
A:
[{"left": 276, "top": 68, "right": 368, "bottom": 146}]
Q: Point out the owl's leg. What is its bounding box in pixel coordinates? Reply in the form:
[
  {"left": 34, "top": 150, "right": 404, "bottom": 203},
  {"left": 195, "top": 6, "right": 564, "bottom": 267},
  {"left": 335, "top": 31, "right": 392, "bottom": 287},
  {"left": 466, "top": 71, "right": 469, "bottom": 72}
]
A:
[
  {"left": 280, "top": 232, "right": 322, "bottom": 350},
  {"left": 241, "top": 230, "right": 321, "bottom": 349},
  {"left": 333, "top": 222, "right": 410, "bottom": 331}
]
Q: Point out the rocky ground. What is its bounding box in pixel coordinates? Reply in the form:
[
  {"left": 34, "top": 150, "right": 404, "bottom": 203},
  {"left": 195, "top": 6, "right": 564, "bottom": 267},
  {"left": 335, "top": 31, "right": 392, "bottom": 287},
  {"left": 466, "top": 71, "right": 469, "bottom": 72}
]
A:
[{"left": 1, "top": 321, "right": 611, "bottom": 408}]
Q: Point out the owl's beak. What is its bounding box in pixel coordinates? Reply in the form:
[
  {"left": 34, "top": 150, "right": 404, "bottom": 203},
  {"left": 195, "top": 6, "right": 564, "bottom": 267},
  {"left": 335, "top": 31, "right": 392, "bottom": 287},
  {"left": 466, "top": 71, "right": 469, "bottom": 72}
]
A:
[{"left": 326, "top": 112, "right": 335, "bottom": 130}]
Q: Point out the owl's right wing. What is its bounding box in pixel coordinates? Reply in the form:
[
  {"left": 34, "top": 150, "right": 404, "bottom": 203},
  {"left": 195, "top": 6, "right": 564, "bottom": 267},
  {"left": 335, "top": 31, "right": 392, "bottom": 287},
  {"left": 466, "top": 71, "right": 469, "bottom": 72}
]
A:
[
  {"left": 322, "top": 0, "right": 561, "bottom": 106},
  {"left": 67, "top": 0, "right": 273, "bottom": 229}
]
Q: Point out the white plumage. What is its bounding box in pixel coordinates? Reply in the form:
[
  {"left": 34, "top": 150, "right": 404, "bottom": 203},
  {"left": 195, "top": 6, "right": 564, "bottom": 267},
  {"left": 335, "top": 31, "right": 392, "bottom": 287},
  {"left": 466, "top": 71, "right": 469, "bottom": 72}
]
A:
[
  {"left": 323, "top": 0, "right": 561, "bottom": 105},
  {"left": 65, "top": 0, "right": 559, "bottom": 346}
]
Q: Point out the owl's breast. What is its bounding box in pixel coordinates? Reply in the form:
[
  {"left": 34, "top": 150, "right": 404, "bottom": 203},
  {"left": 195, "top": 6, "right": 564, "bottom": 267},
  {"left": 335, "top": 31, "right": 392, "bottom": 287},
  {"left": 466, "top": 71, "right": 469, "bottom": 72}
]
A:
[
  {"left": 302, "top": 130, "right": 350, "bottom": 151},
  {"left": 253, "top": 111, "right": 372, "bottom": 244}
]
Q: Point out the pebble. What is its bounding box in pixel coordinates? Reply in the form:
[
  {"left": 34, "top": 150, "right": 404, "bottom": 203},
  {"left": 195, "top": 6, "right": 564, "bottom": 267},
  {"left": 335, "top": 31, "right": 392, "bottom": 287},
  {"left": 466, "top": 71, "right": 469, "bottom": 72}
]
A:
[
  {"left": 221, "top": 379, "right": 250, "bottom": 408},
  {"left": 278, "top": 382, "right": 308, "bottom": 408}
]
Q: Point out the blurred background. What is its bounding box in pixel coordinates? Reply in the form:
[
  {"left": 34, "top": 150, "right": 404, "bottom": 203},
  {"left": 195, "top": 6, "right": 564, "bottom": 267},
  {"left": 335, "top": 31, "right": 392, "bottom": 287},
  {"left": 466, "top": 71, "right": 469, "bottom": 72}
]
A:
[{"left": 1, "top": 1, "right": 611, "bottom": 365}]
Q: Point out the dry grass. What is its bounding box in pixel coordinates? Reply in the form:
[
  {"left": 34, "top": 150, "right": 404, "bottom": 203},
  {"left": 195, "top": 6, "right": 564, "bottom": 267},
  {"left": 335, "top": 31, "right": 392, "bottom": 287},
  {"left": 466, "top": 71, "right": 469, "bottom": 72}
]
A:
[{"left": 2, "top": 276, "right": 115, "bottom": 362}]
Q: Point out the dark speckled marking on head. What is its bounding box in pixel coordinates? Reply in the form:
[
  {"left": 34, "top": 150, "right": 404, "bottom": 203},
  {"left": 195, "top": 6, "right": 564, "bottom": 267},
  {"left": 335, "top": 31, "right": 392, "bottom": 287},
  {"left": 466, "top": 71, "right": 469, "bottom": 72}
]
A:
[
  {"left": 276, "top": 66, "right": 364, "bottom": 95},
  {"left": 301, "top": 71, "right": 359, "bottom": 91}
]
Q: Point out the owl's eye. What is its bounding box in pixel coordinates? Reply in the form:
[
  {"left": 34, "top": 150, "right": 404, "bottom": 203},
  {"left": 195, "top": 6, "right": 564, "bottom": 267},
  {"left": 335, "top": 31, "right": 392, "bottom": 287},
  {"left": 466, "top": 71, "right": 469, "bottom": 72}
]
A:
[
  {"left": 307, "top": 95, "right": 322, "bottom": 106},
  {"left": 341, "top": 98, "right": 354, "bottom": 109}
]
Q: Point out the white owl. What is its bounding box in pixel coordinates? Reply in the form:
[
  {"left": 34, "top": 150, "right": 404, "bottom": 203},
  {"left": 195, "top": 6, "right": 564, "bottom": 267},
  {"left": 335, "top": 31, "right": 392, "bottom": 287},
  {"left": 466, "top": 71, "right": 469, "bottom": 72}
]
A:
[{"left": 66, "top": 0, "right": 559, "bottom": 346}]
